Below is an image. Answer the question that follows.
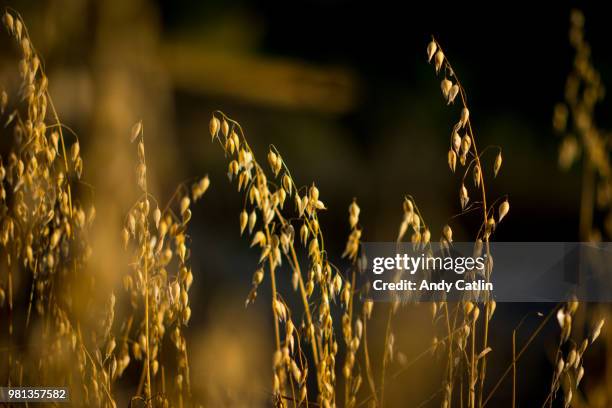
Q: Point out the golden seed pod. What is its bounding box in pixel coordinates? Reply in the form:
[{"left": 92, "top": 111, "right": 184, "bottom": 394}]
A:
[
  {"left": 553, "top": 103, "right": 568, "bottom": 132},
  {"left": 577, "top": 366, "right": 585, "bottom": 386},
  {"left": 250, "top": 231, "right": 266, "bottom": 247},
  {"left": 267, "top": 150, "right": 278, "bottom": 172},
  {"left": 130, "top": 121, "right": 142, "bottom": 143},
  {"left": 442, "top": 224, "right": 453, "bottom": 242},
  {"left": 239, "top": 210, "right": 248, "bottom": 235},
  {"left": 183, "top": 306, "right": 192, "bottom": 323},
  {"left": 403, "top": 198, "right": 414, "bottom": 213},
  {"left": 452, "top": 131, "right": 461, "bottom": 153},
  {"left": 137, "top": 142, "right": 145, "bottom": 164},
  {"left": 273, "top": 154, "right": 283, "bottom": 176},
  {"left": 591, "top": 319, "right": 605, "bottom": 343},
  {"left": 427, "top": 40, "right": 437, "bottom": 62},
  {"left": 3, "top": 12, "right": 14, "bottom": 34},
  {"left": 464, "top": 301, "right": 474, "bottom": 316},
  {"left": 408, "top": 212, "right": 418, "bottom": 231},
  {"left": 121, "top": 228, "right": 129, "bottom": 249},
  {"left": 14, "top": 18, "right": 22, "bottom": 40},
  {"left": 566, "top": 348, "right": 577, "bottom": 368},
  {"left": 555, "top": 358, "right": 565, "bottom": 377},
  {"left": 473, "top": 164, "right": 481, "bottom": 187},
  {"left": 472, "top": 307, "right": 480, "bottom": 321},
  {"left": 422, "top": 228, "right": 431, "bottom": 245},
  {"left": 558, "top": 136, "right": 578, "bottom": 170},
  {"left": 282, "top": 174, "right": 292, "bottom": 195},
  {"left": 248, "top": 210, "right": 257, "bottom": 233},
  {"left": 171, "top": 281, "right": 181, "bottom": 304},
  {"left": 70, "top": 142, "right": 80, "bottom": 162},
  {"left": 227, "top": 135, "right": 236, "bottom": 154},
  {"left": 137, "top": 163, "right": 147, "bottom": 190},
  {"left": 277, "top": 188, "right": 287, "bottom": 208},
  {"left": 349, "top": 200, "right": 360, "bottom": 228},
  {"left": 494, "top": 151, "right": 503, "bottom": 177},
  {"left": 498, "top": 200, "right": 510, "bottom": 222},
  {"left": 447, "top": 84, "right": 459, "bottom": 104},
  {"left": 221, "top": 118, "right": 230, "bottom": 137},
  {"left": 460, "top": 107, "right": 470, "bottom": 128},
  {"left": 488, "top": 299, "right": 496, "bottom": 320},
  {"left": 231, "top": 130, "right": 240, "bottom": 150},
  {"left": 31, "top": 55, "right": 40, "bottom": 75},
  {"left": 461, "top": 134, "right": 471, "bottom": 155},
  {"left": 50, "top": 131, "right": 59, "bottom": 151},
  {"left": 441, "top": 78, "right": 452, "bottom": 98},
  {"left": 486, "top": 216, "right": 496, "bottom": 236},
  {"left": 448, "top": 149, "right": 457, "bottom": 172},
  {"left": 0, "top": 91, "right": 6, "bottom": 114},
  {"left": 253, "top": 268, "right": 264, "bottom": 285},
  {"left": 201, "top": 174, "right": 211, "bottom": 192},
  {"left": 105, "top": 338, "right": 116, "bottom": 359},
  {"left": 434, "top": 50, "right": 444, "bottom": 73},
  {"left": 180, "top": 196, "right": 191, "bottom": 215},
  {"left": 300, "top": 223, "right": 309, "bottom": 245},
  {"left": 333, "top": 273, "right": 343, "bottom": 294},
  {"left": 308, "top": 238, "right": 319, "bottom": 258},
  {"left": 477, "top": 347, "right": 492, "bottom": 361},
  {"left": 411, "top": 231, "right": 421, "bottom": 248},
  {"left": 209, "top": 116, "right": 220, "bottom": 140},
  {"left": 309, "top": 184, "right": 319, "bottom": 202},
  {"left": 459, "top": 184, "right": 469, "bottom": 209},
  {"left": 556, "top": 308, "right": 566, "bottom": 329},
  {"left": 153, "top": 207, "right": 161, "bottom": 229},
  {"left": 192, "top": 175, "right": 210, "bottom": 201},
  {"left": 228, "top": 160, "right": 239, "bottom": 177},
  {"left": 50, "top": 229, "right": 62, "bottom": 249},
  {"left": 185, "top": 270, "right": 194, "bottom": 290}
]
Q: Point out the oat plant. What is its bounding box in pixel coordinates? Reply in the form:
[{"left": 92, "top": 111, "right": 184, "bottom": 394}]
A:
[
  {"left": 120, "top": 121, "right": 209, "bottom": 406},
  {"left": 551, "top": 10, "right": 610, "bottom": 408},
  {"left": 0, "top": 8, "right": 117, "bottom": 406}
]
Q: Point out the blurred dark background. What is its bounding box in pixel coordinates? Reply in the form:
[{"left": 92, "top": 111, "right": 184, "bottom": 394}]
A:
[{"left": 1, "top": 0, "right": 611, "bottom": 406}]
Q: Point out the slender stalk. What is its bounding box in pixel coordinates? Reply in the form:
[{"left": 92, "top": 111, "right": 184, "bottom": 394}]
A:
[
  {"left": 512, "top": 330, "right": 516, "bottom": 408},
  {"left": 362, "top": 311, "right": 379, "bottom": 406},
  {"left": 470, "top": 318, "right": 476, "bottom": 408},
  {"left": 445, "top": 303, "right": 455, "bottom": 406},
  {"left": 482, "top": 305, "right": 558, "bottom": 407},
  {"left": 142, "top": 173, "right": 152, "bottom": 404},
  {"left": 432, "top": 39, "right": 494, "bottom": 407}
]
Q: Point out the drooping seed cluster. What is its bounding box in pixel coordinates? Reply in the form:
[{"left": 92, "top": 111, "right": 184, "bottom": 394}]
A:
[
  {"left": 0, "top": 10, "right": 118, "bottom": 406},
  {"left": 550, "top": 11, "right": 610, "bottom": 407},
  {"left": 427, "top": 38, "right": 509, "bottom": 242},
  {"left": 340, "top": 199, "right": 370, "bottom": 408},
  {"left": 547, "top": 300, "right": 604, "bottom": 407},
  {"left": 121, "top": 122, "right": 209, "bottom": 406},
  {"left": 211, "top": 111, "right": 365, "bottom": 408},
  {"left": 423, "top": 37, "right": 511, "bottom": 408},
  {"left": 553, "top": 9, "right": 611, "bottom": 242}
]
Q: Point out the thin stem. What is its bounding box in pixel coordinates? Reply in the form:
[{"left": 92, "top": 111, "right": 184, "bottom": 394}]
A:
[
  {"left": 512, "top": 329, "right": 516, "bottom": 408},
  {"left": 362, "top": 309, "right": 379, "bottom": 407},
  {"left": 482, "top": 305, "right": 558, "bottom": 407},
  {"left": 137, "top": 127, "right": 152, "bottom": 404},
  {"left": 434, "top": 39, "right": 493, "bottom": 407}
]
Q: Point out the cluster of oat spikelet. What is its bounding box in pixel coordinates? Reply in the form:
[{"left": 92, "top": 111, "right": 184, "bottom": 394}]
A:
[
  {"left": 0, "top": 6, "right": 608, "bottom": 408},
  {"left": 0, "top": 10, "right": 210, "bottom": 407}
]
